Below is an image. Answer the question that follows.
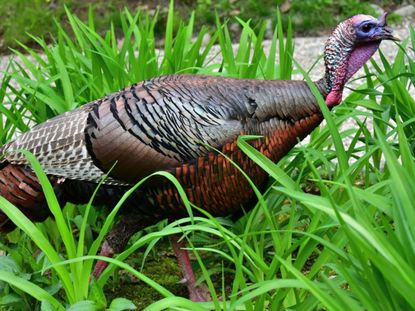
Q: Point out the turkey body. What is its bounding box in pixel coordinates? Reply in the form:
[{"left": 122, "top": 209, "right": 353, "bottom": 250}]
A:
[{"left": 0, "top": 74, "right": 327, "bottom": 231}]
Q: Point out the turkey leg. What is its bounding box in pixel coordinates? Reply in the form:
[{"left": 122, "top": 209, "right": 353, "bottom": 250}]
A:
[
  {"left": 169, "top": 234, "right": 212, "bottom": 301},
  {"left": 92, "top": 213, "right": 148, "bottom": 278}
]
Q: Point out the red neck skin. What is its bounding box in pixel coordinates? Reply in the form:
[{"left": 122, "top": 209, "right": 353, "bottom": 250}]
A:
[{"left": 325, "top": 41, "right": 380, "bottom": 108}]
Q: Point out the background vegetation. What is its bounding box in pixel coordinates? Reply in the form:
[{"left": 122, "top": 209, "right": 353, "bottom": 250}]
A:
[
  {"left": 0, "top": 1, "right": 414, "bottom": 310},
  {"left": 0, "top": 0, "right": 405, "bottom": 53}
]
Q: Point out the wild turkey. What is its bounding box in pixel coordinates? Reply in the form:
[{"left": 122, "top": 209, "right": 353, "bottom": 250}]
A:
[{"left": 0, "top": 13, "right": 397, "bottom": 301}]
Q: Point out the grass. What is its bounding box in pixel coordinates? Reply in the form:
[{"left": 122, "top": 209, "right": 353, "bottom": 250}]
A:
[{"left": 1, "top": 2, "right": 415, "bottom": 310}]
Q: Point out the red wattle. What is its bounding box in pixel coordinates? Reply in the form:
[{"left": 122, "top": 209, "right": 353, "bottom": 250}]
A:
[{"left": 325, "top": 90, "right": 343, "bottom": 107}]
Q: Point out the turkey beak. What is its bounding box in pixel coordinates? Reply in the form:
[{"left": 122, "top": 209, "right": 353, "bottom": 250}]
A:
[
  {"left": 378, "top": 12, "right": 400, "bottom": 41},
  {"left": 380, "top": 26, "right": 400, "bottom": 41}
]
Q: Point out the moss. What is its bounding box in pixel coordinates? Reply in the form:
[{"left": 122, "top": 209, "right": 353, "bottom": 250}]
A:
[{"left": 104, "top": 248, "right": 189, "bottom": 309}]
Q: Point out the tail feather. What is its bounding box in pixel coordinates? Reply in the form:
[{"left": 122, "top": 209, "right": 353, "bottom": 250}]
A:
[{"left": 0, "top": 164, "right": 50, "bottom": 232}]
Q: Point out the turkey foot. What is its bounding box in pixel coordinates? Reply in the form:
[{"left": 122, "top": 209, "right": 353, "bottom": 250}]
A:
[{"left": 170, "top": 234, "right": 212, "bottom": 302}]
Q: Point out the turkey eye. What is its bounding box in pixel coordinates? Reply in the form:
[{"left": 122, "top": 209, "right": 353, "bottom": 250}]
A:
[{"left": 362, "top": 24, "right": 373, "bottom": 33}]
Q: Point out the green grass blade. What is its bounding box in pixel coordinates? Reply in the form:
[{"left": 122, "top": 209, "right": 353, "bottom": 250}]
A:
[{"left": 0, "top": 270, "right": 65, "bottom": 310}]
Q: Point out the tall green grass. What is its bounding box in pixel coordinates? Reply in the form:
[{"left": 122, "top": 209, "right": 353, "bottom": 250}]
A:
[
  {"left": 0, "top": 67, "right": 31, "bottom": 144},
  {"left": 5, "top": 2, "right": 293, "bottom": 125},
  {"left": 9, "top": 5, "right": 215, "bottom": 121}
]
